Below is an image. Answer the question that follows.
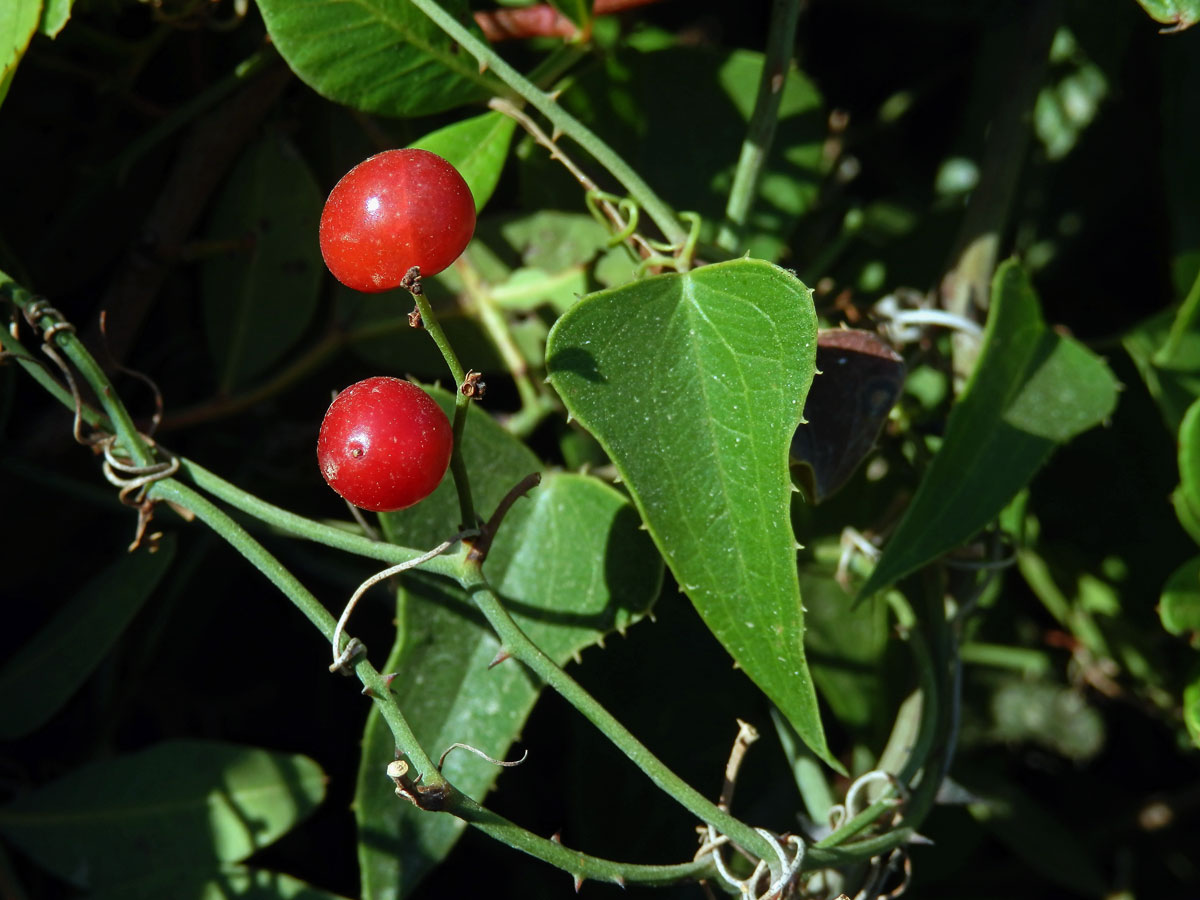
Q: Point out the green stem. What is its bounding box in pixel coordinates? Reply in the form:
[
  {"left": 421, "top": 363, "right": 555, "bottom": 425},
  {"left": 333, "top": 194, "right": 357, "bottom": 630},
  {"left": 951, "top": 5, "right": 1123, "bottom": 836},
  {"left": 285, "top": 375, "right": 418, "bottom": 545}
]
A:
[
  {"left": 813, "top": 794, "right": 900, "bottom": 850},
  {"left": 715, "top": 0, "right": 801, "bottom": 251},
  {"left": 455, "top": 258, "right": 555, "bottom": 436},
  {"left": 462, "top": 571, "right": 781, "bottom": 871},
  {"left": 802, "top": 827, "right": 915, "bottom": 870},
  {"left": 0, "top": 328, "right": 108, "bottom": 431},
  {"left": 407, "top": 0, "right": 687, "bottom": 246},
  {"left": 3, "top": 272, "right": 772, "bottom": 883},
  {"left": 1156, "top": 262, "right": 1200, "bottom": 367},
  {"left": 146, "top": 478, "right": 443, "bottom": 780},
  {"left": 411, "top": 289, "right": 476, "bottom": 528},
  {"left": 177, "top": 457, "right": 465, "bottom": 580},
  {"left": 449, "top": 793, "right": 716, "bottom": 887},
  {"left": 2, "top": 277, "right": 154, "bottom": 467},
  {"left": 940, "top": 0, "right": 1060, "bottom": 383}
]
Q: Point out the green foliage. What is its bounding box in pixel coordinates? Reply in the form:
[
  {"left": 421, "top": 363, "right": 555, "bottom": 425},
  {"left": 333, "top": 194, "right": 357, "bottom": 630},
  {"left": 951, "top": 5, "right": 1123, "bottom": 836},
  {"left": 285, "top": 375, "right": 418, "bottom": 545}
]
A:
[
  {"left": 0, "top": 742, "right": 326, "bottom": 891},
  {"left": 2, "top": 1, "right": 1200, "bottom": 898},
  {"left": 858, "top": 261, "right": 1119, "bottom": 597},
  {"left": 1134, "top": 0, "right": 1200, "bottom": 30},
  {"left": 547, "top": 258, "right": 837, "bottom": 769},
  {"left": 358, "top": 393, "right": 660, "bottom": 894},
  {"left": 0, "top": 0, "right": 41, "bottom": 108},
  {"left": 256, "top": 0, "right": 496, "bottom": 116}
]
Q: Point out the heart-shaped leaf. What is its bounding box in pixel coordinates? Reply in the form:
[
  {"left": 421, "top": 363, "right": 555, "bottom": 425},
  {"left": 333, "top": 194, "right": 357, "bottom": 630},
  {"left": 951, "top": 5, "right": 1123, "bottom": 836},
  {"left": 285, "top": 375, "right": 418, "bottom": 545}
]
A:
[
  {"left": 545, "top": 257, "right": 839, "bottom": 769},
  {"left": 356, "top": 394, "right": 661, "bottom": 898},
  {"left": 0, "top": 741, "right": 325, "bottom": 888},
  {"left": 257, "top": 0, "right": 497, "bottom": 117},
  {"left": 858, "top": 261, "right": 1119, "bottom": 597}
]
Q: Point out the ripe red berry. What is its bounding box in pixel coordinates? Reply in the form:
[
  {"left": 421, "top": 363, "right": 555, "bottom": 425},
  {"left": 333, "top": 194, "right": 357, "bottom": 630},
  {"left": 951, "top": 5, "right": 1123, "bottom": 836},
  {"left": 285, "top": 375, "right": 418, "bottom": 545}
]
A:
[
  {"left": 317, "top": 377, "right": 453, "bottom": 512},
  {"left": 319, "top": 149, "right": 476, "bottom": 293}
]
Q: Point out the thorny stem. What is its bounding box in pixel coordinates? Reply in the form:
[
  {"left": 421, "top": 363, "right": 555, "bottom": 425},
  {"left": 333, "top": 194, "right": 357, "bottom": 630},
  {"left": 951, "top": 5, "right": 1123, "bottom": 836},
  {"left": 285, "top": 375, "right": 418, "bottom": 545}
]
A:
[
  {"left": 177, "top": 457, "right": 459, "bottom": 576},
  {"left": 3, "top": 270, "right": 923, "bottom": 884},
  {"left": 446, "top": 792, "right": 718, "bottom": 886},
  {"left": 715, "top": 0, "right": 802, "bottom": 251},
  {"left": 408, "top": 284, "right": 477, "bottom": 529},
  {"left": 146, "top": 478, "right": 448, "bottom": 789},
  {"left": 408, "top": 0, "right": 688, "bottom": 247},
  {"left": 459, "top": 568, "right": 784, "bottom": 876},
  {"left": 3, "top": 279, "right": 154, "bottom": 468}
]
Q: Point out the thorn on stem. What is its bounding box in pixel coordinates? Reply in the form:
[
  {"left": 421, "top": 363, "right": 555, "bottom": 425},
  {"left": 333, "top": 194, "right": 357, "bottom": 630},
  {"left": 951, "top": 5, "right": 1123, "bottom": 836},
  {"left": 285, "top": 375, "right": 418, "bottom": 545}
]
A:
[{"left": 489, "top": 648, "right": 512, "bottom": 668}]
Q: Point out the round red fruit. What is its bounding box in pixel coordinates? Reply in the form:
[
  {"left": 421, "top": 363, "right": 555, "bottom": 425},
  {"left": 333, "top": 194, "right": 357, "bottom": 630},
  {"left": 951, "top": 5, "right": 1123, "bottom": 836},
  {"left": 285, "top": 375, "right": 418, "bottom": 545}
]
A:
[
  {"left": 319, "top": 148, "right": 476, "bottom": 293},
  {"left": 317, "top": 377, "right": 453, "bottom": 512}
]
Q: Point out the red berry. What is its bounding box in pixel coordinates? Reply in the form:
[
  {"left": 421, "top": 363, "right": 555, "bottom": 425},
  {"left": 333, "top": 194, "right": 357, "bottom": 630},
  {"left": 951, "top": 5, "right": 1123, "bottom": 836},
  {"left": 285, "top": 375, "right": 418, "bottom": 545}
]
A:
[
  {"left": 317, "top": 377, "right": 453, "bottom": 512},
  {"left": 319, "top": 149, "right": 476, "bottom": 293}
]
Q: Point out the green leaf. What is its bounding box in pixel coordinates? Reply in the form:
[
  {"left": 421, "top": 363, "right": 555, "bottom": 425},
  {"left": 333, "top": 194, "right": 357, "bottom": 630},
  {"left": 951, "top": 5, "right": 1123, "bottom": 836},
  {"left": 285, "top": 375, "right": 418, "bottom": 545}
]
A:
[
  {"left": 1153, "top": 257, "right": 1200, "bottom": 369},
  {"left": 38, "top": 0, "right": 72, "bottom": 37},
  {"left": 1124, "top": 312, "right": 1200, "bottom": 435},
  {"left": 357, "top": 395, "right": 661, "bottom": 897},
  {"left": 409, "top": 111, "right": 516, "bottom": 213},
  {"left": 1176, "top": 397, "right": 1200, "bottom": 517},
  {"left": 202, "top": 134, "right": 323, "bottom": 393},
  {"left": 85, "top": 865, "right": 352, "bottom": 900},
  {"left": 858, "top": 261, "right": 1119, "bottom": 597},
  {"left": 799, "top": 558, "right": 890, "bottom": 739},
  {"left": 1173, "top": 488, "right": 1200, "bottom": 545},
  {"left": 498, "top": 212, "right": 610, "bottom": 273},
  {"left": 256, "top": 0, "right": 495, "bottom": 117},
  {"left": 0, "top": 741, "right": 326, "bottom": 888},
  {"left": 1, "top": 0, "right": 41, "bottom": 109},
  {"left": 1133, "top": 0, "right": 1199, "bottom": 30},
  {"left": 491, "top": 266, "right": 588, "bottom": 313},
  {"left": 0, "top": 536, "right": 175, "bottom": 740},
  {"left": 545, "top": 257, "right": 840, "bottom": 770},
  {"left": 1160, "top": 555, "right": 1200, "bottom": 639},
  {"left": 1185, "top": 677, "right": 1200, "bottom": 748},
  {"left": 548, "top": 0, "right": 591, "bottom": 29}
]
